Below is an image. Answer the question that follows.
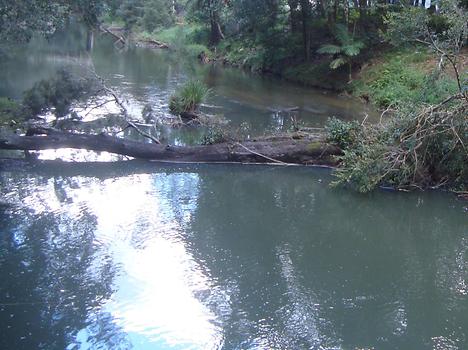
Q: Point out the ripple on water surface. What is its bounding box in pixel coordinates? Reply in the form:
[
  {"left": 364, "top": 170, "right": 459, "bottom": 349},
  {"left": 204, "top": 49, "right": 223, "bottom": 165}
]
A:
[{"left": 0, "top": 165, "right": 467, "bottom": 349}]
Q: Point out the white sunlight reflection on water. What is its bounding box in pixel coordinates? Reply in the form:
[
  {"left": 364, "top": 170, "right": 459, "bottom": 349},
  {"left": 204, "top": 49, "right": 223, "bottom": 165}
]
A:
[{"left": 69, "top": 174, "right": 223, "bottom": 349}]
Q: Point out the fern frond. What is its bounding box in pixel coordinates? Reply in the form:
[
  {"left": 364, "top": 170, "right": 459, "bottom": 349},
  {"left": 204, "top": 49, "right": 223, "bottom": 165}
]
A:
[
  {"left": 330, "top": 57, "right": 347, "bottom": 69},
  {"left": 342, "top": 41, "right": 365, "bottom": 56},
  {"left": 317, "top": 44, "right": 342, "bottom": 55},
  {"left": 334, "top": 24, "right": 351, "bottom": 45}
]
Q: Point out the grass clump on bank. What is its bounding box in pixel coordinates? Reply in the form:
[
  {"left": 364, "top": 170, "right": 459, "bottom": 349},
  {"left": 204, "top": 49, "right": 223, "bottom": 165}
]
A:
[
  {"left": 351, "top": 49, "right": 459, "bottom": 108},
  {"left": 169, "top": 80, "right": 210, "bottom": 115}
]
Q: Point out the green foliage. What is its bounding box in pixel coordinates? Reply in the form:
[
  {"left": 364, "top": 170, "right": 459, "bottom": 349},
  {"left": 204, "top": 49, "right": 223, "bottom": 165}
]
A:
[
  {"left": 0, "top": 1, "right": 67, "bottom": 44},
  {"left": 384, "top": 7, "right": 428, "bottom": 47},
  {"left": 385, "top": 0, "right": 467, "bottom": 56},
  {"left": 219, "top": 40, "right": 267, "bottom": 71},
  {"left": 72, "top": 0, "right": 107, "bottom": 28},
  {"left": 201, "top": 127, "right": 228, "bottom": 145},
  {"left": 151, "top": 25, "right": 213, "bottom": 58},
  {"left": 0, "top": 0, "right": 106, "bottom": 46},
  {"left": 185, "top": 44, "right": 213, "bottom": 59},
  {"left": 352, "top": 50, "right": 458, "bottom": 108},
  {"left": 0, "top": 97, "right": 22, "bottom": 125},
  {"left": 317, "top": 24, "right": 365, "bottom": 75},
  {"left": 325, "top": 117, "right": 361, "bottom": 149},
  {"left": 169, "top": 80, "right": 210, "bottom": 115},
  {"left": 22, "top": 69, "right": 93, "bottom": 118},
  {"left": 141, "top": 0, "right": 175, "bottom": 32},
  {"left": 318, "top": 44, "right": 342, "bottom": 55},
  {"left": 117, "top": 0, "right": 144, "bottom": 31},
  {"left": 283, "top": 61, "right": 348, "bottom": 90},
  {"left": 331, "top": 97, "right": 467, "bottom": 192}
]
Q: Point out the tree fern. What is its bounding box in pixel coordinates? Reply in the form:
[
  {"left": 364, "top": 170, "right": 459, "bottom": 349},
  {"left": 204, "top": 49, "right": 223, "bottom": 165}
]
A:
[
  {"left": 342, "top": 42, "right": 365, "bottom": 57},
  {"left": 317, "top": 44, "right": 342, "bottom": 55},
  {"left": 330, "top": 57, "right": 347, "bottom": 69},
  {"left": 317, "top": 24, "right": 365, "bottom": 82}
]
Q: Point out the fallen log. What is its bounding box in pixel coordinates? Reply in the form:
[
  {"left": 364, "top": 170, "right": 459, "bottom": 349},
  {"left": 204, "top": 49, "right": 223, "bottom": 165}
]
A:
[
  {"left": 139, "top": 38, "right": 169, "bottom": 49},
  {"left": 0, "top": 128, "right": 341, "bottom": 166},
  {"left": 100, "top": 26, "right": 127, "bottom": 46}
]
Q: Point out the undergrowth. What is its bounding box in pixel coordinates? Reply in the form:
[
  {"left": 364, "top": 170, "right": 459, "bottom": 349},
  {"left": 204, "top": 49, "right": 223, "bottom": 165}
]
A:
[
  {"left": 351, "top": 49, "right": 458, "bottom": 108},
  {"left": 151, "top": 24, "right": 213, "bottom": 59},
  {"left": 0, "top": 97, "right": 21, "bottom": 126},
  {"left": 326, "top": 95, "right": 467, "bottom": 192}
]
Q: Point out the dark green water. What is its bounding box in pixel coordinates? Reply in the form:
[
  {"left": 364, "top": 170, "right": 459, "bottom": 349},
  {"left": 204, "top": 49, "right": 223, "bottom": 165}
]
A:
[
  {"left": 0, "top": 164, "right": 466, "bottom": 349},
  {"left": 0, "top": 27, "right": 467, "bottom": 350}
]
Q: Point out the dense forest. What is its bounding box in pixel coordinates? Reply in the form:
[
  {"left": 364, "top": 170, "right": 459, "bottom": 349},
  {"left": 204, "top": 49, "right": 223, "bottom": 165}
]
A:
[{"left": 0, "top": 0, "right": 466, "bottom": 192}]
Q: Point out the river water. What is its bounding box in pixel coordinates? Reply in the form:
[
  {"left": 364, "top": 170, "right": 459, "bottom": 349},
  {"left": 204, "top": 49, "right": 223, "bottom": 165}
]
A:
[{"left": 0, "top": 27, "right": 467, "bottom": 350}]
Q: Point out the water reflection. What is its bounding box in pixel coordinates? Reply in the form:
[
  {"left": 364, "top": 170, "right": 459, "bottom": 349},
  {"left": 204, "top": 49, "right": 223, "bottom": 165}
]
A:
[
  {"left": 0, "top": 166, "right": 467, "bottom": 349},
  {"left": 1, "top": 24, "right": 376, "bottom": 148}
]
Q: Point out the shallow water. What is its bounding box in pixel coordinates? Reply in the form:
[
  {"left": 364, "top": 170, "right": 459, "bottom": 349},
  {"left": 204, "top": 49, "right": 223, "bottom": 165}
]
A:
[
  {"left": 1, "top": 25, "right": 375, "bottom": 146},
  {"left": 0, "top": 26, "right": 467, "bottom": 350}
]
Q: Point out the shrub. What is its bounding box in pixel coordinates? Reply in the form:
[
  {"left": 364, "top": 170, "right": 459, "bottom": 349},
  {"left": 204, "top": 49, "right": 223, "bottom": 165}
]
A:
[
  {"left": 0, "top": 97, "right": 21, "bottom": 125},
  {"left": 22, "top": 69, "right": 93, "bottom": 118},
  {"left": 169, "top": 80, "right": 210, "bottom": 115},
  {"left": 201, "top": 127, "right": 228, "bottom": 145},
  {"left": 185, "top": 44, "right": 212, "bottom": 59},
  {"left": 331, "top": 95, "right": 467, "bottom": 192},
  {"left": 325, "top": 117, "right": 361, "bottom": 149},
  {"left": 153, "top": 24, "right": 214, "bottom": 58}
]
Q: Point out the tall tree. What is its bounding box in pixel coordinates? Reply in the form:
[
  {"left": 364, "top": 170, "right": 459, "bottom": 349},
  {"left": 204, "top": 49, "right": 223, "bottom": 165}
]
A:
[
  {"left": 299, "top": 0, "right": 312, "bottom": 61},
  {"left": 0, "top": 0, "right": 67, "bottom": 43},
  {"left": 190, "top": 0, "right": 226, "bottom": 45}
]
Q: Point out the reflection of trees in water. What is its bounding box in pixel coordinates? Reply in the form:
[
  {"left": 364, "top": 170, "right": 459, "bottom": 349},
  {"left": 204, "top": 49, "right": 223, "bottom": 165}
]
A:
[
  {"left": 184, "top": 167, "right": 467, "bottom": 349},
  {"left": 0, "top": 175, "right": 124, "bottom": 349},
  {"left": 152, "top": 172, "right": 200, "bottom": 230},
  {"left": 0, "top": 167, "right": 465, "bottom": 349}
]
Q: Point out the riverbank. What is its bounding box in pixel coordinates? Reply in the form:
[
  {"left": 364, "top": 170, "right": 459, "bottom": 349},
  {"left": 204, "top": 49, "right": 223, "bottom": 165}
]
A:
[{"left": 113, "top": 23, "right": 463, "bottom": 110}]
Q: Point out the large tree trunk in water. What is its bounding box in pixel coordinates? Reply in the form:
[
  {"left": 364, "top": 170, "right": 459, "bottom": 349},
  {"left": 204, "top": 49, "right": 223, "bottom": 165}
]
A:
[{"left": 0, "top": 128, "right": 341, "bottom": 166}]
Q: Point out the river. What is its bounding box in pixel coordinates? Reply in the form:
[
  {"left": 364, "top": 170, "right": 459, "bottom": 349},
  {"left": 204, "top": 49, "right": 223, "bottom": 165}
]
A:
[{"left": 0, "top": 27, "right": 467, "bottom": 350}]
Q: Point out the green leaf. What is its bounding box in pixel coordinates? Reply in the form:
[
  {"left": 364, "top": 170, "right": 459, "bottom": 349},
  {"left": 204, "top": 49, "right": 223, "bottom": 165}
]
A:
[
  {"left": 330, "top": 57, "right": 347, "bottom": 69},
  {"left": 317, "top": 44, "right": 342, "bottom": 55},
  {"left": 334, "top": 24, "right": 351, "bottom": 45},
  {"left": 342, "top": 41, "right": 365, "bottom": 56}
]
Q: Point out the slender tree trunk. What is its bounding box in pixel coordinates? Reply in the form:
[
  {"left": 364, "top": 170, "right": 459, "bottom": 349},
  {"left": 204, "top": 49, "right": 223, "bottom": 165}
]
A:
[
  {"left": 333, "top": 0, "right": 338, "bottom": 24},
  {"left": 86, "top": 29, "right": 94, "bottom": 51},
  {"left": 358, "top": 0, "right": 367, "bottom": 28},
  {"left": 288, "top": 0, "right": 300, "bottom": 33},
  {"left": 300, "top": 0, "right": 311, "bottom": 62},
  {"left": 209, "top": 10, "right": 224, "bottom": 46}
]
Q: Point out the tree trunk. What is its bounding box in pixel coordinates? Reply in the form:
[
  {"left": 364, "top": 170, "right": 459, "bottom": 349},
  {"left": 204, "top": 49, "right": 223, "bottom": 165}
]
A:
[
  {"left": 86, "top": 30, "right": 94, "bottom": 51},
  {"left": 0, "top": 128, "right": 341, "bottom": 166},
  {"left": 288, "top": 0, "right": 300, "bottom": 33},
  {"left": 300, "top": 0, "right": 312, "bottom": 62},
  {"left": 209, "top": 11, "right": 224, "bottom": 46}
]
